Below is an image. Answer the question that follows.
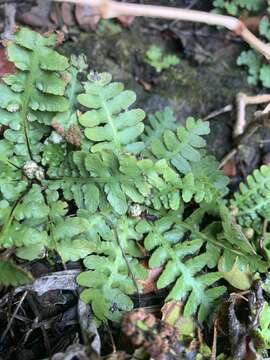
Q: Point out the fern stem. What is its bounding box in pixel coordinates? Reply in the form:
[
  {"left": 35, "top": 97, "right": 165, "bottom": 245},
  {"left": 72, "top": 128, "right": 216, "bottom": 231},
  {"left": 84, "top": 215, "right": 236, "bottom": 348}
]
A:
[
  {"left": 101, "top": 99, "right": 121, "bottom": 153},
  {"left": 20, "top": 51, "right": 41, "bottom": 160},
  {"left": 53, "top": 0, "right": 270, "bottom": 60},
  {"left": 173, "top": 217, "right": 245, "bottom": 257},
  {"left": 0, "top": 186, "right": 31, "bottom": 246},
  {"left": 112, "top": 219, "right": 141, "bottom": 302},
  {"left": 103, "top": 214, "right": 141, "bottom": 299},
  {"left": 47, "top": 175, "right": 135, "bottom": 184}
]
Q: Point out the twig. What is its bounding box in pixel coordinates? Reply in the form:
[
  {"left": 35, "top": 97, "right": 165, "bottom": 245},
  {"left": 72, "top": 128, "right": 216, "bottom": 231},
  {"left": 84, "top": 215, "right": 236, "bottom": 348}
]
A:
[
  {"left": 219, "top": 148, "right": 238, "bottom": 169},
  {"left": 234, "top": 93, "right": 270, "bottom": 137},
  {"left": 219, "top": 108, "right": 270, "bottom": 168},
  {"left": 211, "top": 318, "right": 218, "bottom": 360},
  {"left": 203, "top": 104, "right": 232, "bottom": 121},
  {"left": 52, "top": 0, "right": 270, "bottom": 59},
  {"left": 27, "top": 293, "right": 51, "bottom": 356},
  {"left": 236, "top": 108, "right": 270, "bottom": 144},
  {"left": 0, "top": 290, "right": 27, "bottom": 344}
]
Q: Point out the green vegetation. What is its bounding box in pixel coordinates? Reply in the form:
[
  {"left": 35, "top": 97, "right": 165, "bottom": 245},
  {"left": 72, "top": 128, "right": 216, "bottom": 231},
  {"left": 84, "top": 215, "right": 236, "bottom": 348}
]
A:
[
  {"left": 213, "top": 0, "right": 270, "bottom": 88},
  {"left": 145, "top": 45, "right": 180, "bottom": 72},
  {"left": 2, "top": 27, "right": 270, "bottom": 354}
]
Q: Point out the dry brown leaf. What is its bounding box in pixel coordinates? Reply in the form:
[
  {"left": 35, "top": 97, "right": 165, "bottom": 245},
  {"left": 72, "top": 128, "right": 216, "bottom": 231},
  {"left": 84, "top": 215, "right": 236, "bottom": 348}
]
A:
[
  {"left": 222, "top": 159, "right": 236, "bottom": 177},
  {"left": 137, "top": 262, "right": 163, "bottom": 294},
  {"left": 0, "top": 48, "right": 15, "bottom": 76}
]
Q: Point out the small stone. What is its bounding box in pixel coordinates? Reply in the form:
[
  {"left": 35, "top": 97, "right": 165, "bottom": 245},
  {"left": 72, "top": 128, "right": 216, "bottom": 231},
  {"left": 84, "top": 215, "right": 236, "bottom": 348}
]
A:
[
  {"left": 35, "top": 167, "right": 45, "bottom": 181},
  {"left": 129, "top": 203, "right": 143, "bottom": 218},
  {"left": 50, "top": 131, "right": 63, "bottom": 144},
  {"left": 23, "top": 160, "right": 39, "bottom": 179},
  {"left": 230, "top": 204, "right": 239, "bottom": 217},
  {"left": 23, "top": 160, "right": 45, "bottom": 180},
  {"left": 244, "top": 227, "right": 254, "bottom": 240}
]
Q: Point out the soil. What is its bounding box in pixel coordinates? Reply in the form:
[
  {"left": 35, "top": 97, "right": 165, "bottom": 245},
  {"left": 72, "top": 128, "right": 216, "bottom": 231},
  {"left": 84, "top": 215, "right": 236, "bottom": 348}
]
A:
[{"left": 61, "top": 12, "right": 253, "bottom": 160}]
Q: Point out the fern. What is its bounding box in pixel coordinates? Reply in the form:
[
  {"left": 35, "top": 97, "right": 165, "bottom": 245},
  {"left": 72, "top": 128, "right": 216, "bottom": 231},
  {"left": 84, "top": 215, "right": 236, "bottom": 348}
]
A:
[
  {"left": 145, "top": 45, "right": 180, "bottom": 73},
  {"left": 77, "top": 215, "right": 147, "bottom": 322},
  {"left": 47, "top": 150, "right": 184, "bottom": 214},
  {"left": 135, "top": 210, "right": 224, "bottom": 321},
  {"left": 78, "top": 72, "right": 145, "bottom": 154},
  {"left": 213, "top": 0, "right": 266, "bottom": 16},
  {"left": 141, "top": 107, "right": 177, "bottom": 151},
  {"left": 0, "top": 260, "right": 33, "bottom": 286},
  {"left": 144, "top": 117, "right": 210, "bottom": 173},
  {"left": 231, "top": 165, "right": 270, "bottom": 229},
  {"left": 135, "top": 202, "right": 265, "bottom": 321},
  {"left": 213, "top": 0, "right": 270, "bottom": 89},
  {"left": 51, "top": 54, "right": 87, "bottom": 147},
  {"left": 0, "top": 27, "right": 69, "bottom": 162},
  {"left": 1, "top": 28, "right": 270, "bottom": 332}
]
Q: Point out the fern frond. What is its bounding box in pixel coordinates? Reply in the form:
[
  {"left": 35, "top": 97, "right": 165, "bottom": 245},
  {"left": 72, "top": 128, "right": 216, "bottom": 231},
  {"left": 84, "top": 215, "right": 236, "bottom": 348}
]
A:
[
  {"left": 51, "top": 55, "right": 87, "bottom": 147},
  {"left": 136, "top": 203, "right": 267, "bottom": 320},
  {"left": 47, "top": 150, "right": 185, "bottom": 214},
  {"left": 230, "top": 165, "right": 270, "bottom": 228},
  {"left": 190, "top": 154, "right": 229, "bottom": 199},
  {"left": 0, "top": 27, "right": 69, "bottom": 161},
  {"left": 77, "top": 215, "right": 147, "bottom": 322},
  {"left": 145, "top": 117, "right": 210, "bottom": 173},
  {"left": 135, "top": 210, "right": 226, "bottom": 321},
  {"left": 78, "top": 72, "right": 145, "bottom": 154},
  {"left": 0, "top": 182, "right": 94, "bottom": 263},
  {"left": 141, "top": 107, "right": 177, "bottom": 150},
  {"left": 0, "top": 260, "right": 33, "bottom": 286}
]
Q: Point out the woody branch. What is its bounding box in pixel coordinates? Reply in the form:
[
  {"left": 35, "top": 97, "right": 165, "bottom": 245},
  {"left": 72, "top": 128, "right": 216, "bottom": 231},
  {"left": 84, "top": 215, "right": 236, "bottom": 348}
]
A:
[{"left": 53, "top": 0, "right": 270, "bottom": 60}]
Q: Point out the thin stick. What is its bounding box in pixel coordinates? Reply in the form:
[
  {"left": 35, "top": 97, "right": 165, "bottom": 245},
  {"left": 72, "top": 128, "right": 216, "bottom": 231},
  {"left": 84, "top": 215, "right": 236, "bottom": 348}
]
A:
[
  {"left": 211, "top": 318, "right": 218, "bottom": 360},
  {"left": 203, "top": 104, "right": 232, "bottom": 121},
  {"left": 0, "top": 290, "right": 27, "bottom": 343},
  {"left": 219, "top": 148, "right": 238, "bottom": 169},
  {"left": 236, "top": 109, "right": 270, "bottom": 144},
  {"left": 234, "top": 93, "right": 270, "bottom": 137},
  {"left": 53, "top": 0, "right": 270, "bottom": 59},
  {"left": 220, "top": 108, "right": 270, "bottom": 168}
]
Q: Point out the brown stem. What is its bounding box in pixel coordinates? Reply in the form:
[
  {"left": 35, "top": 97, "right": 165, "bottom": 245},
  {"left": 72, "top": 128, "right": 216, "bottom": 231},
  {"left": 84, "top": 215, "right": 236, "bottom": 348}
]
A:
[
  {"left": 53, "top": 0, "right": 270, "bottom": 59},
  {"left": 236, "top": 109, "right": 270, "bottom": 145},
  {"left": 234, "top": 93, "right": 270, "bottom": 137}
]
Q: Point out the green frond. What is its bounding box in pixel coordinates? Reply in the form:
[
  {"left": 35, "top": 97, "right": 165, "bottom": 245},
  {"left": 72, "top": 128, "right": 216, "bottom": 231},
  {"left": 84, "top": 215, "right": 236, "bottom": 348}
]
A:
[
  {"left": 1, "top": 29, "right": 269, "bottom": 333},
  {"left": 135, "top": 210, "right": 226, "bottom": 321},
  {"left": 0, "top": 27, "right": 69, "bottom": 161},
  {"left": 0, "top": 181, "right": 94, "bottom": 263},
  {"left": 77, "top": 216, "right": 147, "bottom": 322},
  {"left": 46, "top": 149, "right": 185, "bottom": 214},
  {"left": 191, "top": 154, "right": 229, "bottom": 197},
  {"left": 141, "top": 107, "right": 177, "bottom": 151},
  {"left": 78, "top": 72, "right": 145, "bottom": 154},
  {"left": 145, "top": 45, "right": 180, "bottom": 73},
  {"left": 213, "top": 0, "right": 266, "bottom": 16},
  {"left": 146, "top": 117, "right": 210, "bottom": 173},
  {"left": 231, "top": 165, "right": 270, "bottom": 228},
  {"left": 0, "top": 260, "right": 33, "bottom": 286},
  {"left": 51, "top": 55, "right": 88, "bottom": 147}
]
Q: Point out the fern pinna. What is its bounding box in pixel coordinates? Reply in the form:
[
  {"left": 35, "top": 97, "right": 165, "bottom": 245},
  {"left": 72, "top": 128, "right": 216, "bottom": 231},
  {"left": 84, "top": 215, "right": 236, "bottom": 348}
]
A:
[{"left": 1, "top": 27, "right": 270, "bottom": 324}]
